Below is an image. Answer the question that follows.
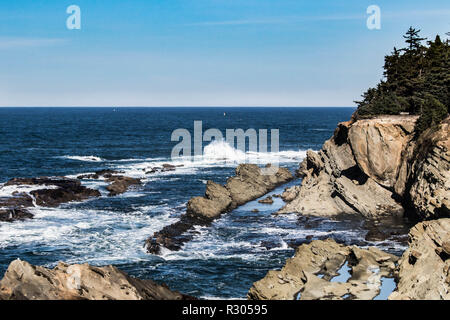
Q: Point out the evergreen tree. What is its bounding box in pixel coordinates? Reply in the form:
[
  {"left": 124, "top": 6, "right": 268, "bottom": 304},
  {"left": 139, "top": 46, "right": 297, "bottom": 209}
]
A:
[
  {"left": 403, "top": 27, "right": 427, "bottom": 51},
  {"left": 354, "top": 28, "right": 449, "bottom": 137}
]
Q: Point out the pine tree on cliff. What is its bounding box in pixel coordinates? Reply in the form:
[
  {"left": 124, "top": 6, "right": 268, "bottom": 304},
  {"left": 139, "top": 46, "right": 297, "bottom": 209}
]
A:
[
  {"left": 354, "top": 27, "right": 449, "bottom": 135},
  {"left": 403, "top": 27, "right": 427, "bottom": 51}
]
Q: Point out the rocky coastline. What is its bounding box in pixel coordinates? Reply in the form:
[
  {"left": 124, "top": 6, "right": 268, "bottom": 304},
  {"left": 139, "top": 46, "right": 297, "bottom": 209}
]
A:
[
  {"left": 0, "top": 170, "right": 143, "bottom": 222},
  {"left": 0, "top": 115, "right": 448, "bottom": 300},
  {"left": 248, "top": 114, "right": 449, "bottom": 300},
  {"left": 248, "top": 218, "right": 449, "bottom": 300},
  {"left": 145, "top": 163, "right": 294, "bottom": 254}
]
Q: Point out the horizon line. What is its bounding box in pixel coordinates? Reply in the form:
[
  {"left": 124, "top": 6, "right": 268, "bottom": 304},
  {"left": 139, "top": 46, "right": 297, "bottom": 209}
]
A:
[{"left": 0, "top": 105, "right": 356, "bottom": 108}]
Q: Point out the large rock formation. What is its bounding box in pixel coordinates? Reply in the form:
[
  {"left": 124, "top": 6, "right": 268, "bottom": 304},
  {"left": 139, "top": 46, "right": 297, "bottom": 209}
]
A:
[
  {"left": 0, "top": 260, "right": 192, "bottom": 300},
  {"left": 278, "top": 115, "right": 450, "bottom": 220},
  {"left": 146, "top": 164, "right": 294, "bottom": 254},
  {"left": 247, "top": 239, "right": 399, "bottom": 300},
  {"left": 389, "top": 218, "right": 450, "bottom": 300}
]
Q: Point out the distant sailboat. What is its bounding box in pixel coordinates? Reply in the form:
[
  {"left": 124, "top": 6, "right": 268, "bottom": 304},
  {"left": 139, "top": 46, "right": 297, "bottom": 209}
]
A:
[{"left": 224, "top": 112, "right": 226, "bottom": 116}]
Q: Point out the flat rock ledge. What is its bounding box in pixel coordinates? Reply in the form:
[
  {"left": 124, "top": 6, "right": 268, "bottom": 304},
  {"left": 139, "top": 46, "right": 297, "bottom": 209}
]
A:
[
  {"left": 247, "top": 239, "right": 398, "bottom": 300},
  {"left": 0, "top": 259, "right": 193, "bottom": 300},
  {"left": 146, "top": 164, "right": 294, "bottom": 254}
]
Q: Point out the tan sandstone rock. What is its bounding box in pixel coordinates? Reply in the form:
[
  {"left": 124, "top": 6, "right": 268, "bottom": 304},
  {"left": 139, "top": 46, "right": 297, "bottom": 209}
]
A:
[
  {"left": 389, "top": 218, "right": 450, "bottom": 300},
  {"left": 247, "top": 239, "right": 398, "bottom": 300},
  {"left": 0, "top": 260, "right": 192, "bottom": 300}
]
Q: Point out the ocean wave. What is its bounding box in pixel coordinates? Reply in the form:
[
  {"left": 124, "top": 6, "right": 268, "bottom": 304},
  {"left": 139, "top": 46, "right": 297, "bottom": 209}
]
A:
[
  {"left": 58, "top": 155, "right": 105, "bottom": 162},
  {"left": 90, "top": 140, "right": 309, "bottom": 180}
]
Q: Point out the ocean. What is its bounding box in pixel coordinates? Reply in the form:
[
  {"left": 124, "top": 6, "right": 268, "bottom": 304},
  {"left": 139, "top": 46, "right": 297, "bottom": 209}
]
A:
[{"left": 0, "top": 107, "right": 408, "bottom": 299}]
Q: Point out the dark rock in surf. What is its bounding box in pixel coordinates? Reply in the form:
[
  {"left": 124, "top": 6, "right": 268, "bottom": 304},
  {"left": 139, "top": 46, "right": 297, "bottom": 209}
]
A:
[
  {"left": 0, "top": 177, "right": 101, "bottom": 221},
  {"left": 258, "top": 196, "right": 274, "bottom": 204},
  {"left": 0, "top": 208, "right": 34, "bottom": 222},
  {"left": 105, "top": 176, "right": 141, "bottom": 196},
  {"left": 76, "top": 170, "right": 142, "bottom": 196}
]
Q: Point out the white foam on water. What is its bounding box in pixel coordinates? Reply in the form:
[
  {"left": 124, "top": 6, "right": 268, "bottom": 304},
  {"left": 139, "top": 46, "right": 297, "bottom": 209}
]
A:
[
  {"left": 0, "top": 204, "right": 180, "bottom": 266},
  {"left": 0, "top": 184, "right": 60, "bottom": 199},
  {"left": 89, "top": 140, "right": 309, "bottom": 181},
  {"left": 58, "top": 155, "right": 105, "bottom": 162}
]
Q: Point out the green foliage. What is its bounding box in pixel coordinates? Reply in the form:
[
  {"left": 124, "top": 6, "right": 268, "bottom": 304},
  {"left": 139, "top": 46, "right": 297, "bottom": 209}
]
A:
[
  {"left": 415, "top": 95, "right": 448, "bottom": 134},
  {"left": 354, "top": 27, "right": 449, "bottom": 135}
]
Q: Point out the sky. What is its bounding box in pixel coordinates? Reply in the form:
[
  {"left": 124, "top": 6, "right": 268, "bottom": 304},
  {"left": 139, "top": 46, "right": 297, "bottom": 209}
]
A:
[{"left": 0, "top": 0, "right": 449, "bottom": 107}]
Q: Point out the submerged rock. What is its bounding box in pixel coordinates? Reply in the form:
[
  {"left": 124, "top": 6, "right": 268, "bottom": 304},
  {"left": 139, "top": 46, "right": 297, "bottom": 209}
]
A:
[
  {"left": 76, "top": 170, "right": 141, "bottom": 196},
  {"left": 247, "top": 239, "right": 398, "bottom": 300},
  {"left": 277, "top": 115, "right": 450, "bottom": 220},
  {"left": 0, "top": 208, "right": 34, "bottom": 222},
  {"left": 0, "top": 259, "right": 193, "bottom": 300},
  {"left": 389, "top": 218, "right": 450, "bottom": 300},
  {"left": 105, "top": 176, "right": 141, "bottom": 196},
  {"left": 146, "top": 164, "right": 294, "bottom": 254},
  {"left": 258, "top": 196, "right": 274, "bottom": 204}
]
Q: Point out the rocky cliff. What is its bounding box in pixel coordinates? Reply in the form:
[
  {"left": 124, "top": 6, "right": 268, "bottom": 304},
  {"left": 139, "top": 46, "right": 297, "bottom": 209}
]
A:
[
  {"left": 389, "top": 218, "right": 450, "bottom": 300},
  {"left": 248, "top": 218, "right": 450, "bottom": 300},
  {"left": 0, "top": 260, "right": 192, "bottom": 300},
  {"left": 278, "top": 115, "right": 450, "bottom": 221}
]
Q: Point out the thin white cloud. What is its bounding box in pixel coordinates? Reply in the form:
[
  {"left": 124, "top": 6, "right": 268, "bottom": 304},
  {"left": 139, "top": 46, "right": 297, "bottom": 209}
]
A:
[
  {"left": 186, "top": 9, "right": 450, "bottom": 27},
  {"left": 0, "top": 37, "right": 68, "bottom": 49}
]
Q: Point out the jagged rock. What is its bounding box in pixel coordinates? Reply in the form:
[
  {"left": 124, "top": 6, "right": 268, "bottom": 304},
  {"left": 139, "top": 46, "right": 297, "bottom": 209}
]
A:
[
  {"left": 1, "top": 177, "right": 101, "bottom": 211},
  {"left": 333, "top": 176, "right": 404, "bottom": 217},
  {"left": 281, "top": 186, "right": 300, "bottom": 202},
  {"left": 348, "top": 117, "right": 416, "bottom": 188},
  {"left": 105, "top": 176, "right": 141, "bottom": 196},
  {"left": 146, "top": 164, "right": 294, "bottom": 254},
  {"left": 0, "top": 259, "right": 193, "bottom": 300},
  {"left": 31, "top": 186, "right": 100, "bottom": 207},
  {"left": 389, "top": 218, "right": 450, "bottom": 300},
  {"left": 0, "top": 208, "right": 34, "bottom": 222},
  {"left": 407, "top": 119, "right": 450, "bottom": 219},
  {"left": 278, "top": 116, "right": 445, "bottom": 220},
  {"left": 226, "top": 164, "right": 293, "bottom": 207},
  {"left": 279, "top": 115, "right": 449, "bottom": 220},
  {"left": 258, "top": 196, "right": 274, "bottom": 204},
  {"left": 247, "top": 239, "right": 398, "bottom": 300},
  {"left": 77, "top": 169, "right": 122, "bottom": 180},
  {"left": 187, "top": 181, "right": 232, "bottom": 219}
]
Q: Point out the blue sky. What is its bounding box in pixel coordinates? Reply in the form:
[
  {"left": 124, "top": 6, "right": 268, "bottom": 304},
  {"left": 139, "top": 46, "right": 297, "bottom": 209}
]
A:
[{"left": 0, "top": 0, "right": 449, "bottom": 106}]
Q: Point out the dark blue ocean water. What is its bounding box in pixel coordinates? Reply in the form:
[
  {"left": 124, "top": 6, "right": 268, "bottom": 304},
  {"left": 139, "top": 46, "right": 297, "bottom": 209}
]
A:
[{"left": 0, "top": 107, "right": 406, "bottom": 299}]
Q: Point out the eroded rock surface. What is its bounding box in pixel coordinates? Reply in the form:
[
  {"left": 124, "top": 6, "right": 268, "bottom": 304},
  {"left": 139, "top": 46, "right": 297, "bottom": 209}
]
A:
[
  {"left": 0, "top": 259, "right": 192, "bottom": 300},
  {"left": 389, "top": 218, "right": 450, "bottom": 300},
  {"left": 105, "top": 176, "right": 141, "bottom": 196},
  {"left": 278, "top": 115, "right": 450, "bottom": 220},
  {"left": 77, "top": 170, "right": 142, "bottom": 197},
  {"left": 146, "top": 164, "right": 294, "bottom": 254},
  {"left": 248, "top": 239, "right": 398, "bottom": 300}
]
